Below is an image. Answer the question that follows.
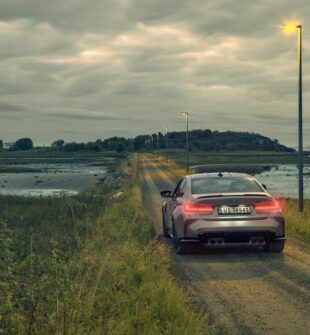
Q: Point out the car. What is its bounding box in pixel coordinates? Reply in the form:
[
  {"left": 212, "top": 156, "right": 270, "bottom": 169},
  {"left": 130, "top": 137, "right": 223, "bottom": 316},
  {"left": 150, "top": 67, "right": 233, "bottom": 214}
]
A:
[{"left": 161, "top": 172, "right": 285, "bottom": 254}]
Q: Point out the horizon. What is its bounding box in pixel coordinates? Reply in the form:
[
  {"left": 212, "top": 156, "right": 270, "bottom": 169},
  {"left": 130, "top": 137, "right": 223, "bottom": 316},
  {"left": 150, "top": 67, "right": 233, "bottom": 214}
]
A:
[{"left": 1, "top": 127, "right": 307, "bottom": 149}]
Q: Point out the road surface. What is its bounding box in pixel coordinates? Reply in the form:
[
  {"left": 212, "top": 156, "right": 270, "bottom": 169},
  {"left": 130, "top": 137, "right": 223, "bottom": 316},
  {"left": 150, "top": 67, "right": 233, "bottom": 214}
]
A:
[{"left": 139, "top": 156, "right": 310, "bottom": 335}]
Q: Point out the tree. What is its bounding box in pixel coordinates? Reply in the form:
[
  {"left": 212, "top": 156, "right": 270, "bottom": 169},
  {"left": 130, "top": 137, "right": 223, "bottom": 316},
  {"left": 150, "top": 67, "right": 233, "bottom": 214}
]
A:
[
  {"left": 115, "top": 143, "right": 125, "bottom": 153},
  {"left": 51, "top": 139, "right": 65, "bottom": 148},
  {"left": 12, "top": 138, "right": 33, "bottom": 151},
  {"left": 85, "top": 142, "right": 101, "bottom": 152}
]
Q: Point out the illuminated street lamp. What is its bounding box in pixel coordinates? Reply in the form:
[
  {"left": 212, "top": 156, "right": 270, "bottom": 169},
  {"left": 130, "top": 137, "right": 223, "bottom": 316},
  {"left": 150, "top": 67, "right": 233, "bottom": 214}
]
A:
[
  {"left": 181, "top": 112, "right": 189, "bottom": 174},
  {"left": 282, "top": 21, "right": 304, "bottom": 212}
]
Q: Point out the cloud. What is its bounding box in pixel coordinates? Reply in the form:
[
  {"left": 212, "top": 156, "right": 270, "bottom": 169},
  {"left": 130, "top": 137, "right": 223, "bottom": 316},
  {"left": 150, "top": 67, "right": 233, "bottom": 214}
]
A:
[
  {"left": 0, "top": 0, "right": 309, "bottom": 146},
  {"left": 46, "top": 111, "right": 122, "bottom": 121},
  {"left": 0, "top": 102, "right": 27, "bottom": 112}
]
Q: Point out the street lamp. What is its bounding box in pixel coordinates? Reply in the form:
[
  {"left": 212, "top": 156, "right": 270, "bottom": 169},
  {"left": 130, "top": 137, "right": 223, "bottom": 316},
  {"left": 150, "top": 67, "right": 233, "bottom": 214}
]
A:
[
  {"left": 282, "top": 21, "right": 304, "bottom": 212},
  {"left": 181, "top": 112, "right": 189, "bottom": 174},
  {"left": 156, "top": 132, "right": 159, "bottom": 149},
  {"left": 164, "top": 126, "right": 169, "bottom": 162}
]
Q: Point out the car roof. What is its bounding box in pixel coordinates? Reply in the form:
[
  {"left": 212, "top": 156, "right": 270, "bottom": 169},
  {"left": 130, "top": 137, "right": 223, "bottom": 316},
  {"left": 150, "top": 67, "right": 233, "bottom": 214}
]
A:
[{"left": 189, "top": 172, "right": 253, "bottom": 179}]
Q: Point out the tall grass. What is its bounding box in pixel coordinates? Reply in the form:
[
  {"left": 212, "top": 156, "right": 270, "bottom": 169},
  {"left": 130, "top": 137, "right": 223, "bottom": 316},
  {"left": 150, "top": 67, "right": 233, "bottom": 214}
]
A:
[
  {"left": 0, "top": 163, "right": 206, "bottom": 334},
  {"left": 284, "top": 199, "right": 310, "bottom": 242}
]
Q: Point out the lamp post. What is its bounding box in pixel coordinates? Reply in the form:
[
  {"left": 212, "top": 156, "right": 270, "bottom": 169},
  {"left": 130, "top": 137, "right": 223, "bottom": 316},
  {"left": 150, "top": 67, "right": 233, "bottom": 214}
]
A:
[
  {"left": 283, "top": 22, "right": 304, "bottom": 212},
  {"left": 164, "top": 126, "right": 169, "bottom": 162},
  {"left": 156, "top": 132, "right": 159, "bottom": 150},
  {"left": 150, "top": 135, "right": 154, "bottom": 151},
  {"left": 181, "top": 112, "right": 189, "bottom": 174}
]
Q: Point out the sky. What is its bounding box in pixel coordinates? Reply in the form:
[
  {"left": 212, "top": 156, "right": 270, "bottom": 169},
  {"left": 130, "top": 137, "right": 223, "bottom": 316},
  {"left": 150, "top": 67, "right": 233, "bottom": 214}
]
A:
[{"left": 0, "top": 0, "right": 309, "bottom": 147}]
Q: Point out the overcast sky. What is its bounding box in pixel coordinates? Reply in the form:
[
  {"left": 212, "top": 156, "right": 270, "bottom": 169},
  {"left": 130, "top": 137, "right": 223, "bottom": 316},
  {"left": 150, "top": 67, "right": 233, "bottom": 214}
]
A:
[{"left": 0, "top": 0, "right": 309, "bottom": 146}]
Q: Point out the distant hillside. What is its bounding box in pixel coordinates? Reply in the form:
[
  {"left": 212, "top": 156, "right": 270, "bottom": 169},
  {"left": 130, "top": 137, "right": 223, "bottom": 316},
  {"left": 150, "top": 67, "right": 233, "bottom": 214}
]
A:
[
  {"left": 130, "top": 129, "right": 295, "bottom": 152},
  {"left": 70, "top": 129, "right": 294, "bottom": 153}
]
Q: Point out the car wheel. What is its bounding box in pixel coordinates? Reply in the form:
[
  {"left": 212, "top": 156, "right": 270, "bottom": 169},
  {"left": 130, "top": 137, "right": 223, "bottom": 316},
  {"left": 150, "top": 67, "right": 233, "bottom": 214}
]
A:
[
  {"left": 173, "top": 223, "right": 189, "bottom": 254},
  {"left": 162, "top": 208, "right": 171, "bottom": 238},
  {"left": 265, "top": 240, "right": 285, "bottom": 253}
]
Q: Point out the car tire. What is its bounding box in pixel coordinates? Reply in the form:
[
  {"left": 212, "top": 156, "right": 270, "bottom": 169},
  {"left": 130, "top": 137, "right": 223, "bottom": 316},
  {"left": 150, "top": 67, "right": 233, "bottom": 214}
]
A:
[
  {"left": 162, "top": 208, "right": 171, "bottom": 238},
  {"left": 265, "top": 240, "right": 285, "bottom": 253},
  {"left": 173, "top": 223, "right": 189, "bottom": 254}
]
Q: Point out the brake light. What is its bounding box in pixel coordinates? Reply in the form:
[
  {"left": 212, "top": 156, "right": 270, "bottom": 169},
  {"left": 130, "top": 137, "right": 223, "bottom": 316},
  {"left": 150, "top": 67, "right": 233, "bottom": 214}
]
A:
[
  {"left": 254, "top": 200, "right": 281, "bottom": 212},
  {"left": 183, "top": 202, "right": 214, "bottom": 213}
]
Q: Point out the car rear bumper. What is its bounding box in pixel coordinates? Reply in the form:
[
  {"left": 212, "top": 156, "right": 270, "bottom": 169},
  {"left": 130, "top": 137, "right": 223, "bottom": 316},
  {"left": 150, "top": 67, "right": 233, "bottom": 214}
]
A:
[{"left": 184, "top": 217, "right": 285, "bottom": 239}]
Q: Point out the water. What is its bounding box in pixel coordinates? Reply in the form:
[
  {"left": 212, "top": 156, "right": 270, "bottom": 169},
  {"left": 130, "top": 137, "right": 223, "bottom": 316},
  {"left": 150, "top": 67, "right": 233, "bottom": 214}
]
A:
[
  {"left": 254, "top": 164, "right": 310, "bottom": 199},
  {"left": 0, "top": 157, "right": 109, "bottom": 197}
]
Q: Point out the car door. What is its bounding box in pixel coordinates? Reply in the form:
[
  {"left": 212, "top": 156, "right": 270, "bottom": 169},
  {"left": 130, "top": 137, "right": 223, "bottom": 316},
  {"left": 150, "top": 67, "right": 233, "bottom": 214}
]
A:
[{"left": 167, "top": 178, "right": 187, "bottom": 232}]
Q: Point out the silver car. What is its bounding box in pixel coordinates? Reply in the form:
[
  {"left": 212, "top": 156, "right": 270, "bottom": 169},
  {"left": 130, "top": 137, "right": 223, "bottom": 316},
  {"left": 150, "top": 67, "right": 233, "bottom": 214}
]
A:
[{"left": 161, "top": 172, "right": 285, "bottom": 254}]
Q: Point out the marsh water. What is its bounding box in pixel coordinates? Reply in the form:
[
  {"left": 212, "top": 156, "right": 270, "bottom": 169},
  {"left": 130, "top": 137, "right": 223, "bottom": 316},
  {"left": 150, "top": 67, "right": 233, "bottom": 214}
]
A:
[
  {"left": 193, "top": 163, "right": 310, "bottom": 199},
  {"left": 253, "top": 164, "right": 310, "bottom": 199},
  {"left": 0, "top": 156, "right": 111, "bottom": 196},
  {"left": 0, "top": 157, "right": 309, "bottom": 198}
]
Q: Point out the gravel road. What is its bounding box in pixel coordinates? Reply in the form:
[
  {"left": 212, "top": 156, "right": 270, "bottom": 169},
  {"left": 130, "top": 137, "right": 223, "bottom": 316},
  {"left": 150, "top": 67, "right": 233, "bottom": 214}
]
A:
[{"left": 139, "top": 156, "right": 310, "bottom": 335}]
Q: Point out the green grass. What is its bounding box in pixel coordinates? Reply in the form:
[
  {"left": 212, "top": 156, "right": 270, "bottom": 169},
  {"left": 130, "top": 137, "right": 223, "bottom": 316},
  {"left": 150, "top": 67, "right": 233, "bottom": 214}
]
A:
[
  {"left": 0, "top": 166, "right": 42, "bottom": 173},
  {"left": 0, "top": 150, "right": 125, "bottom": 158},
  {"left": 0, "top": 159, "right": 206, "bottom": 334},
  {"left": 156, "top": 149, "right": 310, "bottom": 167},
  {"left": 284, "top": 199, "right": 310, "bottom": 242}
]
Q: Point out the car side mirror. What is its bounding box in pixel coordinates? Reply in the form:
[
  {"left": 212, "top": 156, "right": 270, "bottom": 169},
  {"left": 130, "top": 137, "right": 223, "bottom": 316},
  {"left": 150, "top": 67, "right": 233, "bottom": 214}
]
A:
[
  {"left": 262, "top": 184, "right": 267, "bottom": 190},
  {"left": 160, "top": 190, "right": 173, "bottom": 198}
]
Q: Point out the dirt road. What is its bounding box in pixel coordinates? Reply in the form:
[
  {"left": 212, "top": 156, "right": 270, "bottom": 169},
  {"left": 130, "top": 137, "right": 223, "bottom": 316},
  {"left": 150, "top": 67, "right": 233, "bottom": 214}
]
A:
[{"left": 139, "top": 156, "right": 310, "bottom": 335}]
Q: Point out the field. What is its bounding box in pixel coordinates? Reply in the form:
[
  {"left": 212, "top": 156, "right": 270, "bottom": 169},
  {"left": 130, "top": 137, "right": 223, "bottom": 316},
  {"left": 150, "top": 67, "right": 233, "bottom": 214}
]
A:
[
  {"left": 1, "top": 149, "right": 309, "bottom": 334},
  {"left": 157, "top": 149, "right": 310, "bottom": 167},
  {"left": 0, "top": 156, "right": 206, "bottom": 334}
]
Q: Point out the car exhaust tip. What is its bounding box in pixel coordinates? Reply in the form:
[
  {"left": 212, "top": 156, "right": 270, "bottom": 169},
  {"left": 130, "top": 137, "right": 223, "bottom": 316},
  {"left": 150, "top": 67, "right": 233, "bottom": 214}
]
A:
[
  {"left": 250, "top": 236, "right": 266, "bottom": 245},
  {"left": 208, "top": 237, "right": 225, "bottom": 245}
]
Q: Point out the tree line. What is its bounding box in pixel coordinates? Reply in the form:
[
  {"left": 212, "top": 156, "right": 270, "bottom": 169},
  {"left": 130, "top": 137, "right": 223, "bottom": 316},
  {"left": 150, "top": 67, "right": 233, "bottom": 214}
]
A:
[{"left": 7, "top": 129, "right": 294, "bottom": 152}]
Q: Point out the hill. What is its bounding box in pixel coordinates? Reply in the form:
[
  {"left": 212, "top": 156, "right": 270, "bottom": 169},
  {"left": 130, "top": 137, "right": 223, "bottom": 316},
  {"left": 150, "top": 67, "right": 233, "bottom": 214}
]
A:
[{"left": 99, "top": 129, "right": 294, "bottom": 153}]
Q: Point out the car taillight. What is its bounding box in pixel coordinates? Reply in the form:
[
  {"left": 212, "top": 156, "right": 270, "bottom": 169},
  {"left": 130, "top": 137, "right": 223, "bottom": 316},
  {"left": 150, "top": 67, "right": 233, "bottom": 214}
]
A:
[
  {"left": 183, "top": 202, "right": 214, "bottom": 213},
  {"left": 254, "top": 200, "right": 281, "bottom": 212}
]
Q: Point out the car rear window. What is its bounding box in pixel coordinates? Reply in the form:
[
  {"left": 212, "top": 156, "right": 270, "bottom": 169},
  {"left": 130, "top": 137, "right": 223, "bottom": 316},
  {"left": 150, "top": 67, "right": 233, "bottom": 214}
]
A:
[{"left": 191, "top": 177, "right": 264, "bottom": 194}]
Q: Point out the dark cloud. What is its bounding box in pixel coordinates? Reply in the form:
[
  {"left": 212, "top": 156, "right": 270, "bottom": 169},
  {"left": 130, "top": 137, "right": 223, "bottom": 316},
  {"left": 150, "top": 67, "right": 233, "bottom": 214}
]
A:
[
  {"left": 0, "top": 102, "right": 27, "bottom": 112},
  {"left": 47, "top": 112, "right": 122, "bottom": 121},
  {"left": 0, "top": 0, "right": 309, "bottom": 145}
]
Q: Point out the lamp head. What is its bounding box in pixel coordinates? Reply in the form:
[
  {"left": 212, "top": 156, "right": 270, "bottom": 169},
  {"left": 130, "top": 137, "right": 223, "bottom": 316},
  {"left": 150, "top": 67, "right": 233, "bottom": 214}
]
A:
[{"left": 282, "top": 21, "right": 301, "bottom": 34}]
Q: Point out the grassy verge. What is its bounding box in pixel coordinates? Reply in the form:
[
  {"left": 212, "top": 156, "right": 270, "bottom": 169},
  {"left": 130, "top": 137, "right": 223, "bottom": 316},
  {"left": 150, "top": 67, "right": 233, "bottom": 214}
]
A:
[
  {"left": 0, "top": 158, "right": 206, "bottom": 334},
  {"left": 284, "top": 199, "right": 310, "bottom": 242}
]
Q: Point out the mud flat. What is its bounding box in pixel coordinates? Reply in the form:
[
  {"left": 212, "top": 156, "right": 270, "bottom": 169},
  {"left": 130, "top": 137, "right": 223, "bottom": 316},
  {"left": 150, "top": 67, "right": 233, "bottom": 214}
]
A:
[{"left": 0, "top": 156, "right": 112, "bottom": 196}]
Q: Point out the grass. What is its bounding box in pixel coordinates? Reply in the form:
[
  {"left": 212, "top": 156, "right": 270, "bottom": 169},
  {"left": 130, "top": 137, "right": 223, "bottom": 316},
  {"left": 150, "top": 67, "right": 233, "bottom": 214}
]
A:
[
  {"left": 0, "top": 150, "right": 125, "bottom": 159},
  {"left": 0, "top": 166, "right": 41, "bottom": 173},
  {"left": 156, "top": 149, "right": 310, "bottom": 167},
  {"left": 0, "top": 157, "right": 207, "bottom": 334},
  {"left": 284, "top": 199, "right": 310, "bottom": 242}
]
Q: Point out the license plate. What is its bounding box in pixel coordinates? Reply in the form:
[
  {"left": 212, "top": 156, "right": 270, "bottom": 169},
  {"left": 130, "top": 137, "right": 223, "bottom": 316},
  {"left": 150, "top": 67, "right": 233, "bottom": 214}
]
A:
[{"left": 218, "top": 206, "right": 251, "bottom": 215}]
